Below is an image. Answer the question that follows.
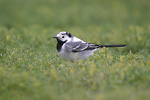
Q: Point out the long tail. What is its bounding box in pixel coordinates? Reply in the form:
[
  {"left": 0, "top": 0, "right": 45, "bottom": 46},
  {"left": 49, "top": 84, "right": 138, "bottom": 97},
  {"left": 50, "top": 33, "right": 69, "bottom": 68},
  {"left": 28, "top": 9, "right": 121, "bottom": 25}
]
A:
[{"left": 99, "top": 44, "right": 126, "bottom": 48}]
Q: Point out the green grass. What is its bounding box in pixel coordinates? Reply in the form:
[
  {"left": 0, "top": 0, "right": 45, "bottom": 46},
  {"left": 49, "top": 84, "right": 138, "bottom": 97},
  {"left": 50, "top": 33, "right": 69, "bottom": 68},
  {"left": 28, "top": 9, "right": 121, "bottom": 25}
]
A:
[{"left": 0, "top": 0, "right": 150, "bottom": 100}]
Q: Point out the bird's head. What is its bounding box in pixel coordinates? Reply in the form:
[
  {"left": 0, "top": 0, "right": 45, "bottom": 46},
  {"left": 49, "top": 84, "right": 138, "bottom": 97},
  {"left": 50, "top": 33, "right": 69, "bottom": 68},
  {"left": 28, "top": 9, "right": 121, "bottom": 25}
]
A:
[{"left": 53, "top": 32, "right": 73, "bottom": 42}]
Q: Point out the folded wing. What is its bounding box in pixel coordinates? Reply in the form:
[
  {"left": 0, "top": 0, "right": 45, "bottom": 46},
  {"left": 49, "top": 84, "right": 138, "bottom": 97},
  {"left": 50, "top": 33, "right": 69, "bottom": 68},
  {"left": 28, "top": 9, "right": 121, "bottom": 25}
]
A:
[{"left": 65, "top": 42, "right": 100, "bottom": 52}]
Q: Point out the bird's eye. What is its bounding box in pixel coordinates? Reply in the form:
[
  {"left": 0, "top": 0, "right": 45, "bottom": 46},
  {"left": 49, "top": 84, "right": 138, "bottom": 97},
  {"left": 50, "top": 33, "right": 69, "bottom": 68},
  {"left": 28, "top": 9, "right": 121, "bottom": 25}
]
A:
[{"left": 62, "top": 36, "right": 64, "bottom": 38}]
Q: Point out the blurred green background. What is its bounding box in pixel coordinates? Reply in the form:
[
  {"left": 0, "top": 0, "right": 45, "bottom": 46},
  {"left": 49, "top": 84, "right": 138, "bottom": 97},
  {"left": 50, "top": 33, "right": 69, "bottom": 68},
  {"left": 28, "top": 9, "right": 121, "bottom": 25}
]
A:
[
  {"left": 0, "top": 0, "right": 150, "bottom": 52},
  {"left": 0, "top": 0, "right": 150, "bottom": 100},
  {"left": 0, "top": 0, "right": 150, "bottom": 28}
]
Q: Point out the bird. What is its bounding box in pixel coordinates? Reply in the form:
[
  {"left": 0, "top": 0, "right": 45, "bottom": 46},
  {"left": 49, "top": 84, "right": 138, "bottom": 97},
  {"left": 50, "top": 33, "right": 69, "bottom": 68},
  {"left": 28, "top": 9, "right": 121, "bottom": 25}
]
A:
[{"left": 53, "top": 31, "right": 126, "bottom": 61}]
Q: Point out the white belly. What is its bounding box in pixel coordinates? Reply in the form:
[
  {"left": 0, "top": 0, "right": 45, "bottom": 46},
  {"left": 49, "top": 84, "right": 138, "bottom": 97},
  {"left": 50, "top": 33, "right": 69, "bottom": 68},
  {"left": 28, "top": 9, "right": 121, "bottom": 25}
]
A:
[
  {"left": 59, "top": 50, "right": 76, "bottom": 61},
  {"left": 59, "top": 50, "right": 95, "bottom": 61}
]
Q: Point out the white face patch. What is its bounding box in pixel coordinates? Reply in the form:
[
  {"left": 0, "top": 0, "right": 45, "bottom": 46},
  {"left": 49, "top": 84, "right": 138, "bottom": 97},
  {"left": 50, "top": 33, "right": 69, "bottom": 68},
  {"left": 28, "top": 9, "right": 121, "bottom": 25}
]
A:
[{"left": 56, "top": 32, "right": 71, "bottom": 42}]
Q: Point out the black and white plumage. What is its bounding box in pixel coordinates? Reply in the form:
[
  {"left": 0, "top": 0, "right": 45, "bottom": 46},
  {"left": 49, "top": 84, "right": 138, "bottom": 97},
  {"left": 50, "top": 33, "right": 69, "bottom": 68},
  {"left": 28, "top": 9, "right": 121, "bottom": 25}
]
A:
[{"left": 53, "top": 32, "right": 126, "bottom": 61}]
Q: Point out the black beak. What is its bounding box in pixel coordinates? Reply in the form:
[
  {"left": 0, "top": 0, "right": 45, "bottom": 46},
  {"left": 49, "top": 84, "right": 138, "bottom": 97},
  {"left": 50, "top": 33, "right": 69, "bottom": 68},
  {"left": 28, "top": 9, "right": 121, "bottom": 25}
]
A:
[{"left": 52, "top": 36, "right": 58, "bottom": 39}]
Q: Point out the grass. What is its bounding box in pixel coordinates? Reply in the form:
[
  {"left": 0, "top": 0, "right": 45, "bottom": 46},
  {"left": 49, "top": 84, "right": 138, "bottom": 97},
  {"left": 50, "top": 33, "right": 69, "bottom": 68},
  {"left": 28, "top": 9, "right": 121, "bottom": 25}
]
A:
[{"left": 0, "top": 0, "right": 150, "bottom": 100}]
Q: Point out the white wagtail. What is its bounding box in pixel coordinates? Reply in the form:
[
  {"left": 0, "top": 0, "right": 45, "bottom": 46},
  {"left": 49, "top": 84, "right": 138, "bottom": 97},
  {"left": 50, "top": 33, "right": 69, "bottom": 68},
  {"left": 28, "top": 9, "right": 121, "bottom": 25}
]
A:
[{"left": 53, "top": 32, "right": 126, "bottom": 61}]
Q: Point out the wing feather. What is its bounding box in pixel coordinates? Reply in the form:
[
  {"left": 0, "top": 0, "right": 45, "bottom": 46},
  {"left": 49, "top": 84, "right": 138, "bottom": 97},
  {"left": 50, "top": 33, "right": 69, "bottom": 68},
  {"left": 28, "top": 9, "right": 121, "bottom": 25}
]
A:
[{"left": 65, "top": 42, "right": 100, "bottom": 52}]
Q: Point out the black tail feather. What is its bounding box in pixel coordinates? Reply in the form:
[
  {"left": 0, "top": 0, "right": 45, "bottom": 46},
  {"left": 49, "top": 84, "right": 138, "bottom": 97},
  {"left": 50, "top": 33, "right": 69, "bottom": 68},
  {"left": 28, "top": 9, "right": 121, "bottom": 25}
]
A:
[{"left": 99, "top": 45, "right": 126, "bottom": 48}]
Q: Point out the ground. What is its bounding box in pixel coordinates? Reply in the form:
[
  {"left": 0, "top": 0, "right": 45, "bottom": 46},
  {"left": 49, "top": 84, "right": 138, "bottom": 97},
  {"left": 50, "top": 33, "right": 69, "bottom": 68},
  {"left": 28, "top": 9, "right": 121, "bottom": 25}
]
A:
[{"left": 0, "top": 0, "right": 150, "bottom": 100}]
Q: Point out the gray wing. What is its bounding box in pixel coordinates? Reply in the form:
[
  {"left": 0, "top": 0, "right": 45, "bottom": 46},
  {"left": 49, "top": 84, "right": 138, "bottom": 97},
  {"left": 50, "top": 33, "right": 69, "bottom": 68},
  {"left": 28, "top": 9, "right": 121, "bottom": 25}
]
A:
[{"left": 65, "top": 42, "right": 100, "bottom": 52}]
